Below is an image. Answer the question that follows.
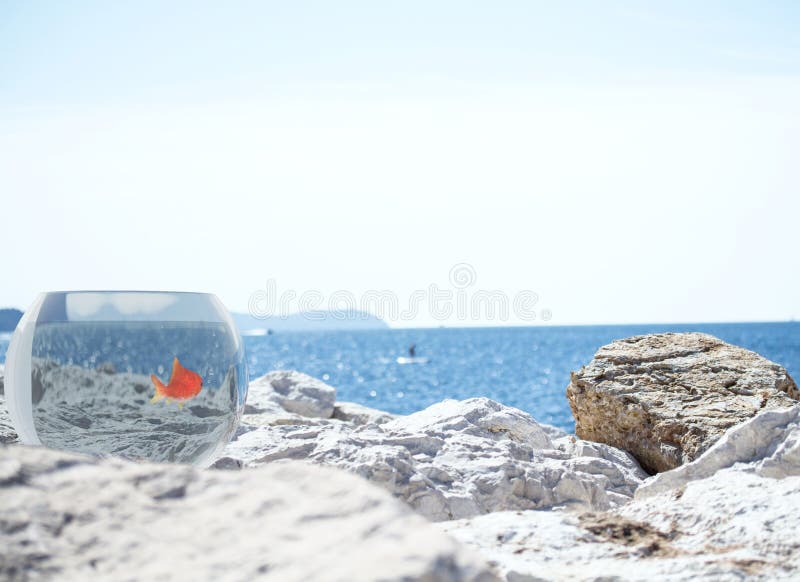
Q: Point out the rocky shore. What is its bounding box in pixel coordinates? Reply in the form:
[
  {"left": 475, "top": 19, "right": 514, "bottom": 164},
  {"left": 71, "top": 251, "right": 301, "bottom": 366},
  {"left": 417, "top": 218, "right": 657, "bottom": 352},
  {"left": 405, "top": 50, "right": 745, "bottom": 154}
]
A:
[{"left": 2, "top": 332, "right": 799, "bottom": 581}]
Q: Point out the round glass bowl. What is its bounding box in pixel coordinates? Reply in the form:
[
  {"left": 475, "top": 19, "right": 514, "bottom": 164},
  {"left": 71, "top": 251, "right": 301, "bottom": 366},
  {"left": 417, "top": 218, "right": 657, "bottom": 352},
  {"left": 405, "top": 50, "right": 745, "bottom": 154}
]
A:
[{"left": 5, "top": 291, "right": 247, "bottom": 467}]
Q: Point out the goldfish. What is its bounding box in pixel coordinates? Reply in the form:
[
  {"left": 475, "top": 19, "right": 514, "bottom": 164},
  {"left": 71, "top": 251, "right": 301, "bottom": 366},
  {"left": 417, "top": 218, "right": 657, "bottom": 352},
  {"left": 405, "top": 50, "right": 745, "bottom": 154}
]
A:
[{"left": 150, "top": 357, "right": 203, "bottom": 407}]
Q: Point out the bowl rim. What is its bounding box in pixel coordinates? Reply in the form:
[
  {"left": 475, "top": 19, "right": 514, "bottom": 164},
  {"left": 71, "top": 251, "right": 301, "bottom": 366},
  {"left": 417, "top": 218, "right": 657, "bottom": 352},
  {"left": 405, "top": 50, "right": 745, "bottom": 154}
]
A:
[{"left": 41, "top": 290, "right": 217, "bottom": 296}]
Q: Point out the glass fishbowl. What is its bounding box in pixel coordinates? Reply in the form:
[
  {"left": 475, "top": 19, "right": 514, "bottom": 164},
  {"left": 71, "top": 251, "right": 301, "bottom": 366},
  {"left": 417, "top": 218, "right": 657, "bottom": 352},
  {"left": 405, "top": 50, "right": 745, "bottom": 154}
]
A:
[{"left": 4, "top": 291, "right": 247, "bottom": 467}]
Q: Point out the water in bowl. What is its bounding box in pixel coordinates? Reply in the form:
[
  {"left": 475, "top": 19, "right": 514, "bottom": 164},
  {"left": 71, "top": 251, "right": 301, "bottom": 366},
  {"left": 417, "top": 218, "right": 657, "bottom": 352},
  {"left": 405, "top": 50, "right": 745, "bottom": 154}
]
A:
[{"left": 28, "top": 320, "right": 245, "bottom": 466}]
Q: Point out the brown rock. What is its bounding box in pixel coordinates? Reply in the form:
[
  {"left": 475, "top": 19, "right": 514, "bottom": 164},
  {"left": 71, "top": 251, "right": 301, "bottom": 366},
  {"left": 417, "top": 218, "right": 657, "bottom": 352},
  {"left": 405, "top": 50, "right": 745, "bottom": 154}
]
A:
[{"left": 566, "top": 332, "right": 799, "bottom": 474}]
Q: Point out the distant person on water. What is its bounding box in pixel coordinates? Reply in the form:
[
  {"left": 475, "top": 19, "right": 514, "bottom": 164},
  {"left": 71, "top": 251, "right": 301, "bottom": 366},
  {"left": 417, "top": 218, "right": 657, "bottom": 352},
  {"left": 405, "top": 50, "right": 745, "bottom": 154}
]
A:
[{"left": 409, "top": 343, "right": 416, "bottom": 357}]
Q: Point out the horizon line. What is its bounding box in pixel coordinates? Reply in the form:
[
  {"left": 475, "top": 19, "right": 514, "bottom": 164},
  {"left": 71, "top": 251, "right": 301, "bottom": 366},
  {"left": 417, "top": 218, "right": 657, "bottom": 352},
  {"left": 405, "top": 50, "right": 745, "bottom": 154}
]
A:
[{"left": 1, "top": 305, "right": 796, "bottom": 331}]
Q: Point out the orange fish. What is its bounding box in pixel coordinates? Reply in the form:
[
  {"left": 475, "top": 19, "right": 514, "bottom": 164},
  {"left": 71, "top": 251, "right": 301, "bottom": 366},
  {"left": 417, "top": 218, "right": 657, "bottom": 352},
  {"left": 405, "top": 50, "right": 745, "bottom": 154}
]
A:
[{"left": 150, "top": 357, "right": 203, "bottom": 407}]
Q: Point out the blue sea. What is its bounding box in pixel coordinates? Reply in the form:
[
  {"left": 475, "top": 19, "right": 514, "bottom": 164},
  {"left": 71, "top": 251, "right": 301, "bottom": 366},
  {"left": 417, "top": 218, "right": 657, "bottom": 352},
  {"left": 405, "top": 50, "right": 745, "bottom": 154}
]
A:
[{"left": 3, "top": 322, "right": 799, "bottom": 432}]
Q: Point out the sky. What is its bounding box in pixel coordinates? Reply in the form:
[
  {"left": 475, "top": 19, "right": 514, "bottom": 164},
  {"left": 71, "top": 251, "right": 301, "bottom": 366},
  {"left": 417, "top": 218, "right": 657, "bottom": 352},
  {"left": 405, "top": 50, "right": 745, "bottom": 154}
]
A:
[{"left": 1, "top": 1, "right": 799, "bottom": 327}]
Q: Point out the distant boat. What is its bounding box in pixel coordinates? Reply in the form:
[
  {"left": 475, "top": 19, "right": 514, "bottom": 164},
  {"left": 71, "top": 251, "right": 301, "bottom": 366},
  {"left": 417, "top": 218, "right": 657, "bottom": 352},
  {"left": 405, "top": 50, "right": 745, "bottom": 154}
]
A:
[
  {"left": 396, "top": 356, "right": 429, "bottom": 365},
  {"left": 241, "top": 328, "right": 272, "bottom": 337}
]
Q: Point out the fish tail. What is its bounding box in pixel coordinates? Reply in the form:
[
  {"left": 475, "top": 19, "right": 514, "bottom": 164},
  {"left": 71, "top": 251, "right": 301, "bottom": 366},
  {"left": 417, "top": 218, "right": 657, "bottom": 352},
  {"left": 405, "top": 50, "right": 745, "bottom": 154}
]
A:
[{"left": 150, "top": 374, "right": 166, "bottom": 404}]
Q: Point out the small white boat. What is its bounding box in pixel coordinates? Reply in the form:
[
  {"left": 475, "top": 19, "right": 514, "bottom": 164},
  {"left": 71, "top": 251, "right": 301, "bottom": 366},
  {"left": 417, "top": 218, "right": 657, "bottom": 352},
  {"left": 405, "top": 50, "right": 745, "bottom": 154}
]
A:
[
  {"left": 396, "top": 356, "right": 429, "bottom": 365},
  {"left": 241, "top": 328, "right": 272, "bottom": 337}
]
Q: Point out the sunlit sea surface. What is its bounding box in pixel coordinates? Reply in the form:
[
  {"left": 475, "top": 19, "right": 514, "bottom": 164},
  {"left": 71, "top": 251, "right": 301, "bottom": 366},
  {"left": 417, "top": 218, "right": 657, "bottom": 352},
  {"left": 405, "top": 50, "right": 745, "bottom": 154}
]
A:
[{"left": 3, "top": 322, "right": 799, "bottom": 432}]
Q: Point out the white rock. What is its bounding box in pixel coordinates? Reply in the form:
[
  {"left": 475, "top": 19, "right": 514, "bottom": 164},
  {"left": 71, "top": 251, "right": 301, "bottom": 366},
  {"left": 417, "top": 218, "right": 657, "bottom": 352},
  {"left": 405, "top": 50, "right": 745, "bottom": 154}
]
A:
[
  {"left": 222, "top": 398, "right": 646, "bottom": 521},
  {"left": 240, "top": 394, "right": 328, "bottom": 428},
  {"left": 537, "top": 421, "right": 569, "bottom": 440},
  {"left": 439, "top": 510, "right": 655, "bottom": 582},
  {"left": 248, "top": 370, "right": 336, "bottom": 419},
  {"left": 382, "top": 398, "right": 553, "bottom": 449},
  {"left": 0, "top": 444, "right": 497, "bottom": 581},
  {"left": 637, "top": 405, "right": 800, "bottom": 498},
  {"left": 440, "top": 499, "right": 800, "bottom": 581},
  {"left": 440, "top": 406, "right": 800, "bottom": 580},
  {"left": 619, "top": 470, "right": 800, "bottom": 579},
  {"left": 333, "top": 401, "right": 396, "bottom": 425}
]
